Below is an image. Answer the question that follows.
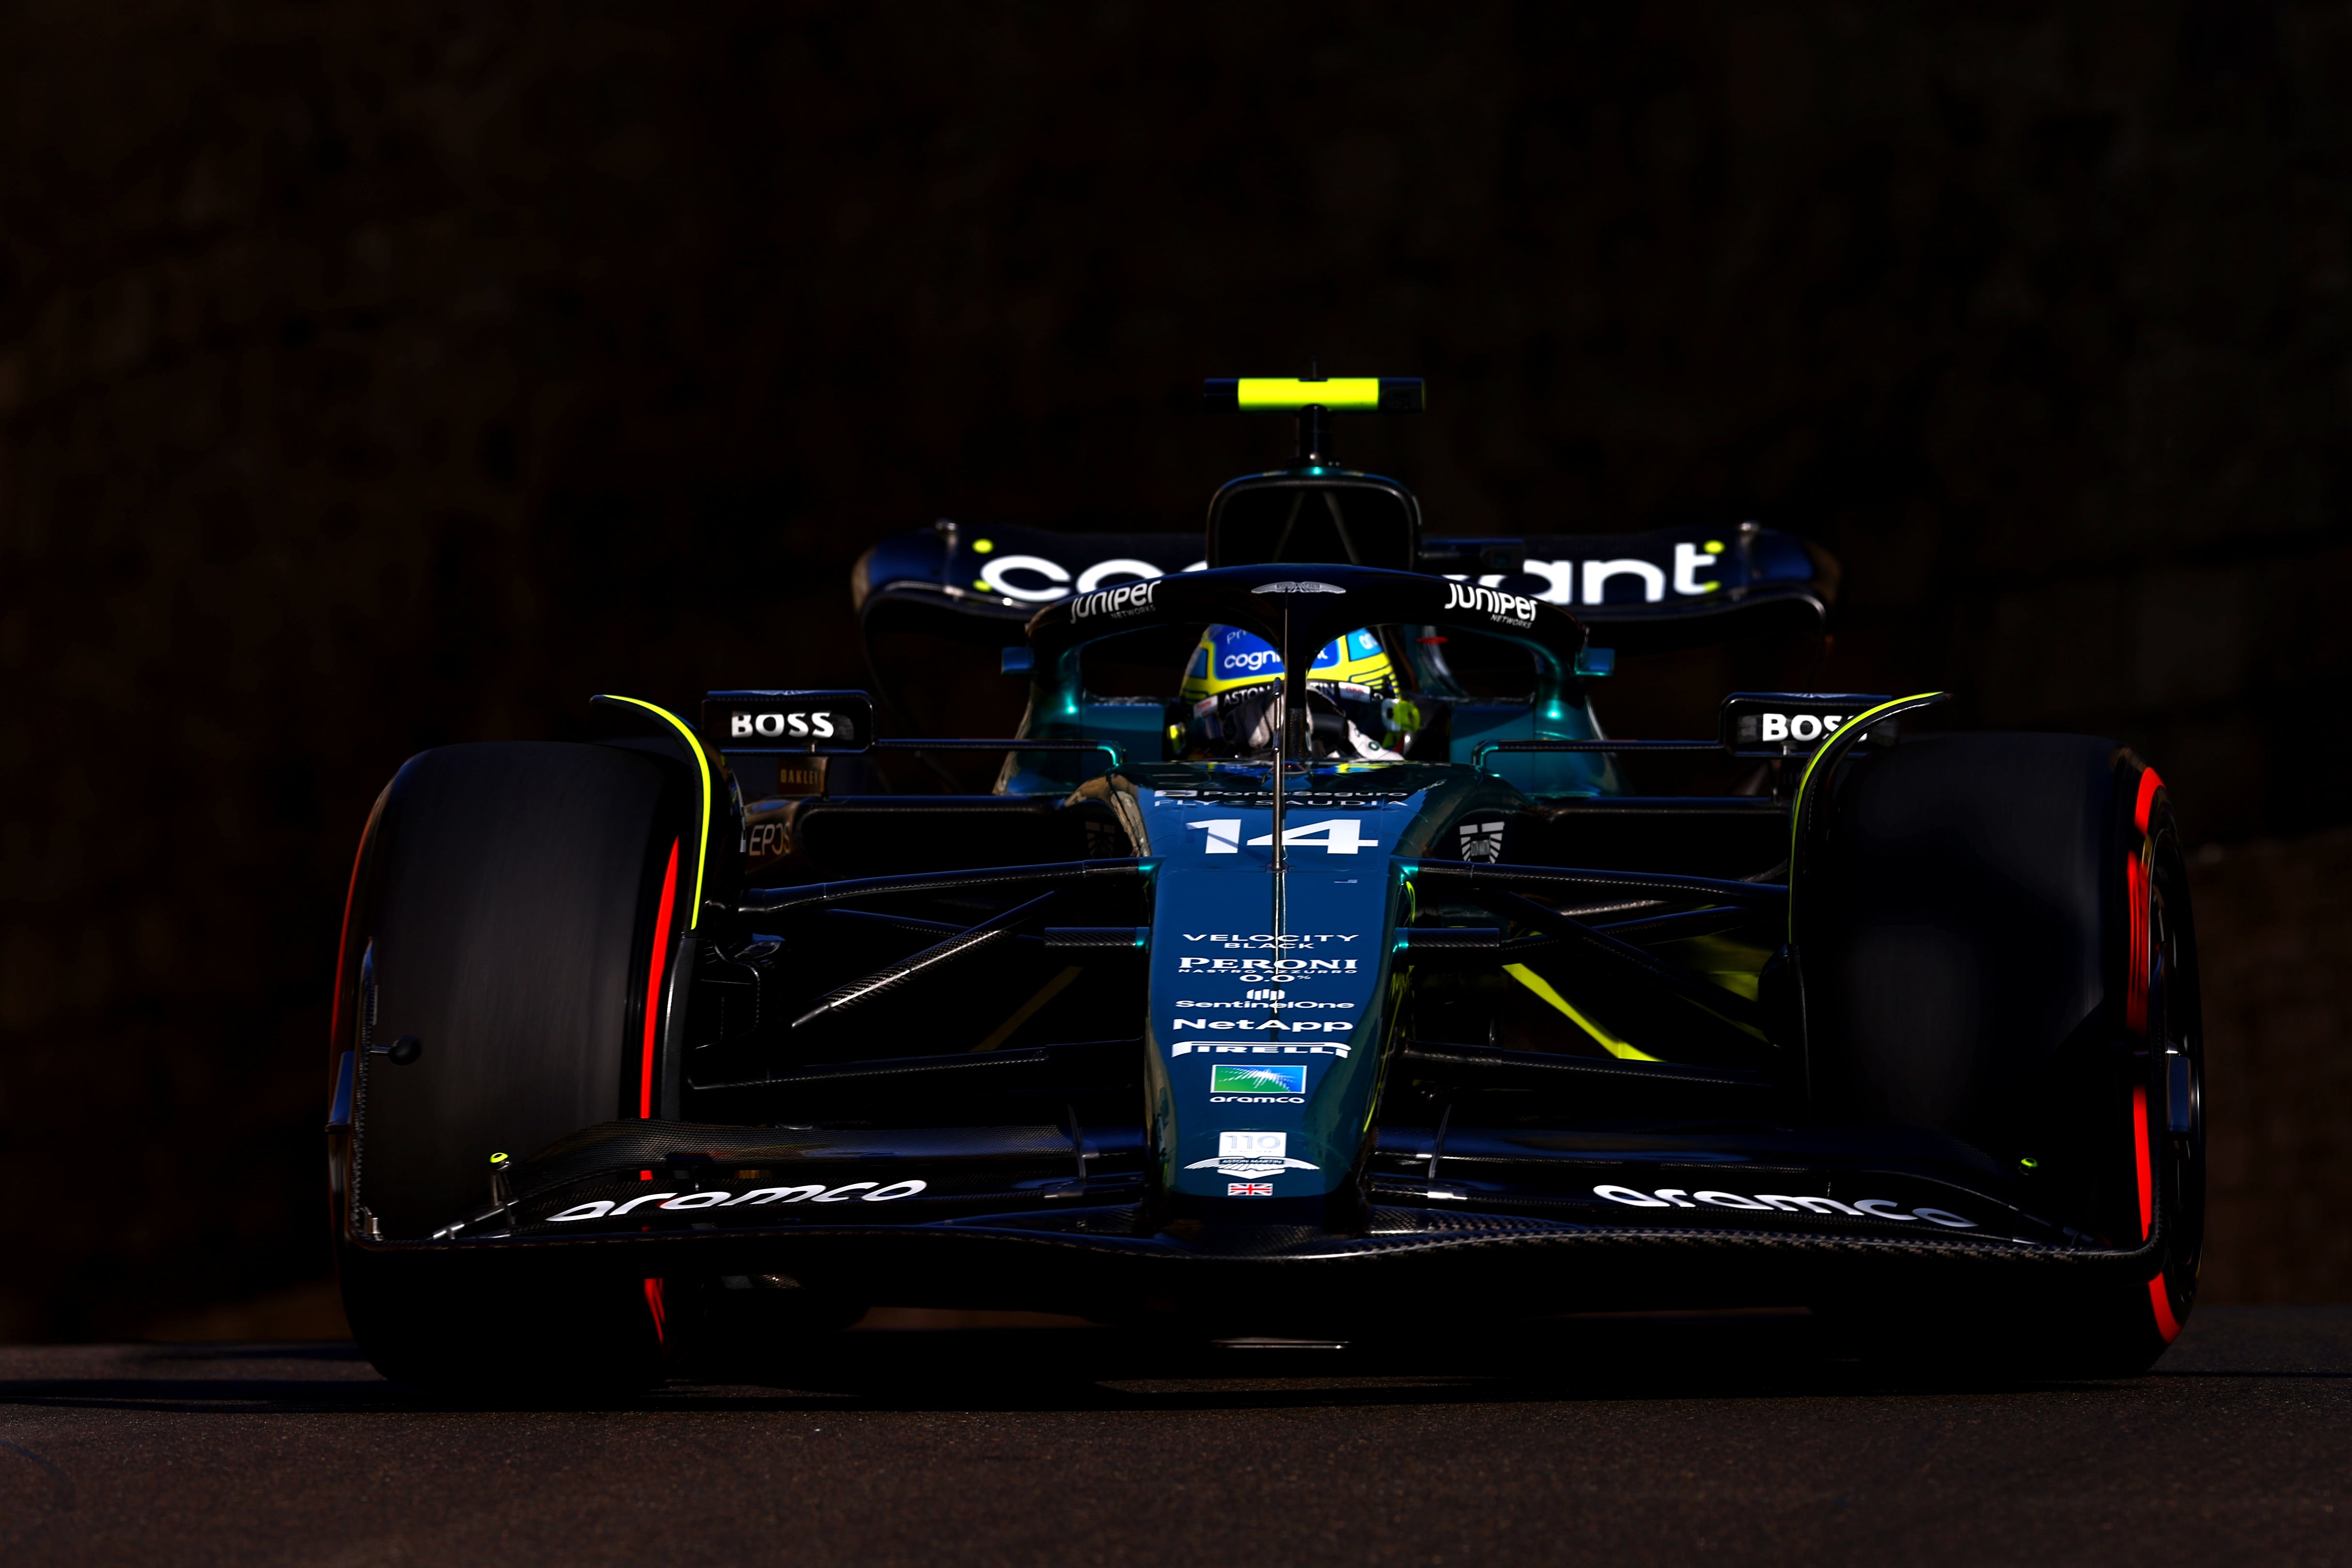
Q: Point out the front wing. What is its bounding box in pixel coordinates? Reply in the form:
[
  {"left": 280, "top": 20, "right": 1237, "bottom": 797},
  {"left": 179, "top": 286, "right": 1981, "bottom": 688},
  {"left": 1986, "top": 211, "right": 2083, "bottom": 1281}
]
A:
[{"left": 348, "top": 1118, "right": 2166, "bottom": 1321}]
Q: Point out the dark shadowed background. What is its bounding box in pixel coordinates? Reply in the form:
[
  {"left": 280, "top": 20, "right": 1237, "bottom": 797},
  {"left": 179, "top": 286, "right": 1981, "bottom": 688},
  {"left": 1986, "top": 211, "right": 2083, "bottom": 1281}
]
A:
[{"left": 2, "top": 2, "right": 2347, "bottom": 1339}]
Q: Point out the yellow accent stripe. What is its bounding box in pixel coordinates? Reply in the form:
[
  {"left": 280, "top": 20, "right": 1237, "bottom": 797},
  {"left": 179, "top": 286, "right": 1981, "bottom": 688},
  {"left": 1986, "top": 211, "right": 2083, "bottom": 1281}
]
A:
[
  {"left": 971, "top": 965, "right": 1083, "bottom": 1052},
  {"left": 1237, "top": 376, "right": 1381, "bottom": 411},
  {"left": 596, "top": 694, "right": 714, "bottom": 930},
  {"left": 1503, "top": 963, "right": 1660, "bottom": 1061},
  {"left": 1785, "top": 691, "right": 1946, "bottom": 939}
]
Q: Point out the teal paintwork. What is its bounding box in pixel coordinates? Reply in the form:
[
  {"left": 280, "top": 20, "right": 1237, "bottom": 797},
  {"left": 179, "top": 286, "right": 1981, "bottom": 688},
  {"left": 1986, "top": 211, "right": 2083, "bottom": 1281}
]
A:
[
  {"left": 1105, "top": 760, "right": 1529, "bottom": 1209},
  {"left": 991, "top": 563, "right": 1636, "bottom": 1210},
  {"left": 1002, "top": 669, "right": 1625, "bottom": 799}
]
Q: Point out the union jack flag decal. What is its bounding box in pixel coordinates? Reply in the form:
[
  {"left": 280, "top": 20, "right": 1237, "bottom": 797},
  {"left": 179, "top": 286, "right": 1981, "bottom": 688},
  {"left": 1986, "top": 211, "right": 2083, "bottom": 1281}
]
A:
[{"left": 1229, "top": 1182, "right": 1274, "bottom": 1197}]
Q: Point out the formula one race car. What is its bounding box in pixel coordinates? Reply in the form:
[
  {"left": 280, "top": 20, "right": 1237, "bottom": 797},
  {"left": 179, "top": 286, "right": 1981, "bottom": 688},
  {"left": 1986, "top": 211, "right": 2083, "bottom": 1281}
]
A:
[{"left": 326, "top": 377, "right": 2204, "bottom": 1389}]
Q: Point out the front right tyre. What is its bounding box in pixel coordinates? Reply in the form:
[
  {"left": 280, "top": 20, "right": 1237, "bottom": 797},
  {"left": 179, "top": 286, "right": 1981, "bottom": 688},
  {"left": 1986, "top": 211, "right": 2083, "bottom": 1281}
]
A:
[{"left": 329, "top": 741, "right": 695, "bottom": 1392}]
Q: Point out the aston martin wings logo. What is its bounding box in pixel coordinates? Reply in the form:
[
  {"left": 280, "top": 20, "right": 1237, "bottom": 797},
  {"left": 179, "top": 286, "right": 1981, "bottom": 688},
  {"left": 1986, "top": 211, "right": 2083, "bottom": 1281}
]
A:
[
  {"left": 1251, "top": 581, "right": 1347, "bottom": 595},
  {"left": 1185, "top": 1129, "right": 1320, "bottom": 1178},
  {"left": 1457, "top": 818, "right": 1506, "bottom": 862}
]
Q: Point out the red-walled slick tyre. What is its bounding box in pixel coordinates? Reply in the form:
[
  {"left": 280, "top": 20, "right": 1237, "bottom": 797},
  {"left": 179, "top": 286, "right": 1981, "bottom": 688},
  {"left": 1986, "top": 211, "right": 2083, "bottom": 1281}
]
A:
[
  {"left": 1801, "top": 734, "right": 2204, "bottom": 1376},
  {"left": 328, "top": 742, "right": 693, "bottom": 1392}
]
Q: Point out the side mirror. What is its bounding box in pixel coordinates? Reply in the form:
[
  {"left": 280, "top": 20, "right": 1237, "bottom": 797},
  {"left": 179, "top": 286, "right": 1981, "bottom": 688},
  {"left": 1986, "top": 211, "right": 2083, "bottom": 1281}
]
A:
[{"left": 701, "top": 690, "right": 875, "bottom": 753}]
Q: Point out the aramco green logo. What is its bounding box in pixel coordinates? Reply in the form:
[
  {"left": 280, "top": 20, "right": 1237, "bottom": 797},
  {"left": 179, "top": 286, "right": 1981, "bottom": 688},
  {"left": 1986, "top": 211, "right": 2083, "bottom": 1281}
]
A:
[{"left": 1209, "top": 1064, "right": 1306, "bottom": 1095}]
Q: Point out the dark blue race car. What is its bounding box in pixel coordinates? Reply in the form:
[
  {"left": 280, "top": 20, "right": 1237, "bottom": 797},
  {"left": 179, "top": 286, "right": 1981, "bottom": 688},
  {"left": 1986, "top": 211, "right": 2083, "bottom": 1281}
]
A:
[{"left": 327, "top": 378, "right": 2203, "bottom": 1389}]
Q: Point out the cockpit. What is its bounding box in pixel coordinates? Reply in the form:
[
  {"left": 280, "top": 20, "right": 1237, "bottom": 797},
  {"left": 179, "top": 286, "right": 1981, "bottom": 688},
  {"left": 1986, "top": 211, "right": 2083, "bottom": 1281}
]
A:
[{"left": 1175, "top": 624, "right": 1422, "bottom": 762}]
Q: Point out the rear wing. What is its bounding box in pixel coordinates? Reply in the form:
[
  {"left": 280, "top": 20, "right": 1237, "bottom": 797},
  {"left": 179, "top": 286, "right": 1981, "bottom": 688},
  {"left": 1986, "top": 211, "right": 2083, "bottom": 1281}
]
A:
[{"left": 853, "top": 518, "right": 1835, "bottom": 655}]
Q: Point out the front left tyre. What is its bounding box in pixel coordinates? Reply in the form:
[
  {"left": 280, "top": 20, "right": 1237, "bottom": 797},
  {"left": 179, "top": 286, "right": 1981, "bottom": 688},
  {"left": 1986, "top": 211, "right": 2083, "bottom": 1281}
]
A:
[{"left": 1798, "top": 733, "right": 2204, "bottom": 1377}]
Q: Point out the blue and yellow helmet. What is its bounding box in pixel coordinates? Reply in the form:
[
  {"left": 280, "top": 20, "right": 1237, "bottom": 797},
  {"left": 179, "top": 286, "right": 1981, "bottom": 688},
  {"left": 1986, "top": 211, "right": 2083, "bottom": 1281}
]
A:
[
  {"left": 1176, "top": 625, "right": 1413, "bottom": 761},
  {"left": 1178, "top": 626, "right": 1397, "bottom": 703}
]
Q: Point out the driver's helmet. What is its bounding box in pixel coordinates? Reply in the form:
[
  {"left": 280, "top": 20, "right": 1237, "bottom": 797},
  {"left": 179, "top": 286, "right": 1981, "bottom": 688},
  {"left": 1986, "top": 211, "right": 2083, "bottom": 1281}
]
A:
[{"left": 1177, "top": 625, "right": 1414, "bottom": 760}]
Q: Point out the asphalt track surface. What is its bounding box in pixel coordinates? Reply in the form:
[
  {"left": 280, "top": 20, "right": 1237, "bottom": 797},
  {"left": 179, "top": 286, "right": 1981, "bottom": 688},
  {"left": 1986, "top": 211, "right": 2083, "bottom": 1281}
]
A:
[{"left": 3, "top": 1307, "right": 2349, "bottom": 1567}]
